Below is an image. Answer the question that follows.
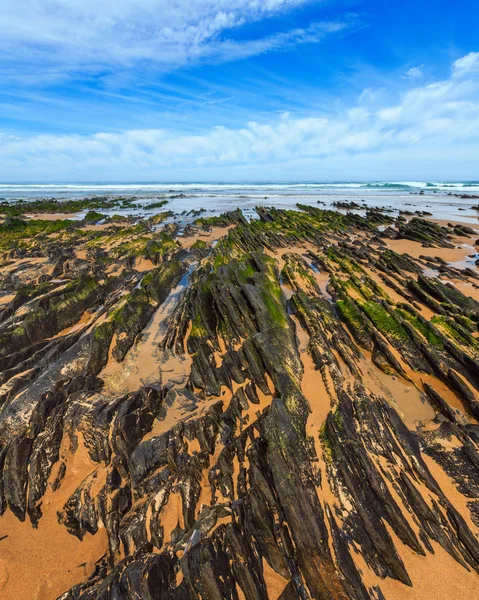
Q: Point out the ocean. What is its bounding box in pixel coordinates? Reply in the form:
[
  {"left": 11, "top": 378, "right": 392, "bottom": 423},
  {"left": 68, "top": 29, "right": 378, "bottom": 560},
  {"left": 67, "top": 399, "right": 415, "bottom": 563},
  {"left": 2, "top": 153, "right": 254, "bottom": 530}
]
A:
[{"left": 1, "top": 181, "right": 478, "bottom": 223}]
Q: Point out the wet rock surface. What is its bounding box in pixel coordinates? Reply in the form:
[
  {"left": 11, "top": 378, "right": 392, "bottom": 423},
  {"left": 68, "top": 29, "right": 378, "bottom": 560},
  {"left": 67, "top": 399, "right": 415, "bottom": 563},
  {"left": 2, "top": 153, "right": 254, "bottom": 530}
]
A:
[{"left": 0, "top": 203, "right": 478, "bottom": 599}]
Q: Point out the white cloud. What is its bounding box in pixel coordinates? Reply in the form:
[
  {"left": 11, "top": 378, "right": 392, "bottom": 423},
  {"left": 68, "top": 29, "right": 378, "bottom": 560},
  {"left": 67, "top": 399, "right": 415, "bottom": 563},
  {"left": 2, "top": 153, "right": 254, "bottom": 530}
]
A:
[
  {"left": 403, "top": 65, "right": 423, "bottom": 79},
  {"left": 1, "top": 52, "right": 479, "bottom": 180},
  {"left": 452, "top": 52, "right": 479, "bottom": 77},
  {"left": 0, "top": 0, "right": 326, "bottom": 79}
]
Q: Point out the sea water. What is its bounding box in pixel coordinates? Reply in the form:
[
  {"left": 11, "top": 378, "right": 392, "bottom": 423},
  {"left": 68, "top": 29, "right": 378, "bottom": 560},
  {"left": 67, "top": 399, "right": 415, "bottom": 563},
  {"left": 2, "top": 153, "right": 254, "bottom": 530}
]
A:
[{"left": 0, "top": 181, "right": 478, "bottom": 224}]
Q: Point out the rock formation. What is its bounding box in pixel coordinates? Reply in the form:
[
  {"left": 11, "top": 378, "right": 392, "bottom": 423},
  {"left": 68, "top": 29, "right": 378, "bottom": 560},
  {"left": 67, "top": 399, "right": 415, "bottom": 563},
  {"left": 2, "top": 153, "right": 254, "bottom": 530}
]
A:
[{"left": 0, "top": 202, "right": 478, "bottom": 599}]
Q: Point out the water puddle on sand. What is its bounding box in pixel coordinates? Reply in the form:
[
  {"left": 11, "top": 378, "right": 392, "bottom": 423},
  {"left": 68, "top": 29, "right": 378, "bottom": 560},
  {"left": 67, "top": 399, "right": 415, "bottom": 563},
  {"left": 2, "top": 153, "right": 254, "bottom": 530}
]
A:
[
  {"left": 279, "top": 277, "right": 294, "bottom": 300},
  {"left": 447, "top": 255, "right": 477, "bottom": 271},
  {"left": 302, "top": 255, "right": 332, "bottom": 300},
  {"left": 314, "top": 271, "right": 332, "bottom": 300},
  {"left": 358, "top": 352, "right": 435, "bottom": 428},
  {"left": 373, "top": 369, "right": 435, "bottom": 427},
  {"left": 100, "top": 264, "right": 195, "bottom": 394},
  {"left": 408, "top": 372, "right": 471, "bottom": 421}
]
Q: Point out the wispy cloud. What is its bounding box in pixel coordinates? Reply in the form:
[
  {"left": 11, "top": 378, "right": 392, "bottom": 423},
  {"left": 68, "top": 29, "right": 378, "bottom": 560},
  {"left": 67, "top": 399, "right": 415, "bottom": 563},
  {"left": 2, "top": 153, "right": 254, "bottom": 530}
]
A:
[
  {"left": 1, "top": 52, "right": 478, "bottom": 180},
  {"left": 199, "top": 20, "right": 353, "bottom": 63},
  {"left": 0, "top": 0, "right": 339, "bottom": 83}
]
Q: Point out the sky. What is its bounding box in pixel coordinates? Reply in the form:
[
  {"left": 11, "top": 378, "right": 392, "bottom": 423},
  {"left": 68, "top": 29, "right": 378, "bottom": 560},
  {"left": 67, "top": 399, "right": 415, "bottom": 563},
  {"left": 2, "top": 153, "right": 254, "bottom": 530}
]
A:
[{"left": 0, "top": 0, "right": 478, "bottom": 182}]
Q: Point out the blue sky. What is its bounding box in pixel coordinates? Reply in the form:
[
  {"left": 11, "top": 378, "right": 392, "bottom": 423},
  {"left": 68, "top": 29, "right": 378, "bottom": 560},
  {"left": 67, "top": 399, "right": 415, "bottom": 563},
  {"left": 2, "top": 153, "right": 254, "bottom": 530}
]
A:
[{"left": 0, "top": 0, "right": 478, "bottom": 181}]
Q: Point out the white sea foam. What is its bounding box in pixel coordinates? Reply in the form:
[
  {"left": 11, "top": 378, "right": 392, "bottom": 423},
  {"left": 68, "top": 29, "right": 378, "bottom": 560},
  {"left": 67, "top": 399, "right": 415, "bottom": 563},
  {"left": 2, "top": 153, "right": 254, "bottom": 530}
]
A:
[
  {"left": 0, "top": 181, "right": 478, "bottom": 194},
  {"left": 1, "top": 181, "right": 478, "bottom": 226}
]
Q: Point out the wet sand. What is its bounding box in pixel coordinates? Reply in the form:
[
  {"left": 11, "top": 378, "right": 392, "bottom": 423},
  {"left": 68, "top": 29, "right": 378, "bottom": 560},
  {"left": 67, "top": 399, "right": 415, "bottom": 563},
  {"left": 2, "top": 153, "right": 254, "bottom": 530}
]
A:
[
  {"left": 365, "top": 357, "right": 436, "bottom": 427},
  {"left": 291, "top": 314, "right": 332, "bottom": 430},
  {"left": 380, "top": 540, "right": 479, "bottom": 600},
  {"left": 0, "top": 436, "right": 108, "bottom": 600},
  {"left": 100, "top": 265, "right": 194, "bottom": 394},
  {"left": 385, "top": 238, "right": 472, "bottom": 263},
  {"left": 179, "top": 225, "right": 233, "bottom": 250},
  {"left": 24, "top": 212, "right": 80, "bottom": 220},
  {"left": 262, "top": 558, "right": 289, "bottom": 600}
]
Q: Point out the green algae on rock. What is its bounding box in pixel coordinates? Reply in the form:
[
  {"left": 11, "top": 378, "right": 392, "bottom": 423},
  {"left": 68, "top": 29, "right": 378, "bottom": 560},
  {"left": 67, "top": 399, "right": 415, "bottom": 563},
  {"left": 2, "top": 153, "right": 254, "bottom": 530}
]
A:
[{"left": 0, "top": 202, "right": 478, "bottom": 600}]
